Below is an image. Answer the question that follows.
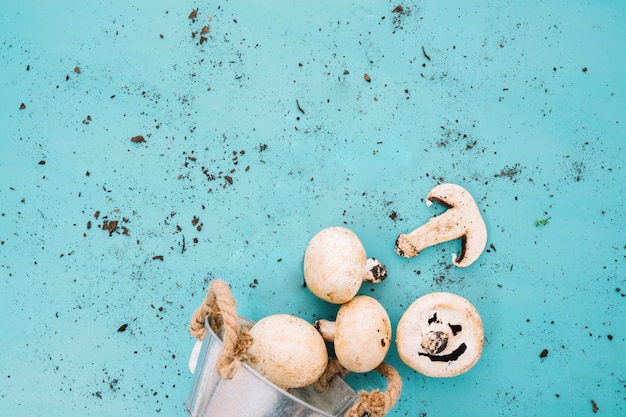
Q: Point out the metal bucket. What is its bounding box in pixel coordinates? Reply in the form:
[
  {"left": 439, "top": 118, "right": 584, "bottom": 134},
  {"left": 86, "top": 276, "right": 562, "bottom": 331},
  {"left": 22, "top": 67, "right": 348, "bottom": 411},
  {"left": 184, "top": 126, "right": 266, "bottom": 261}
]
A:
[{"left": 186, "top": 317, "right": 358, "bottom": 417}]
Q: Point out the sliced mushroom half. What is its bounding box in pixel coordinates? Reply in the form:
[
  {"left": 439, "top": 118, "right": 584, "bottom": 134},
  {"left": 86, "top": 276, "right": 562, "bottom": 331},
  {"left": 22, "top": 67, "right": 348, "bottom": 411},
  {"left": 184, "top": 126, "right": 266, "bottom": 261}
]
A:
[
  {"left": 395, "top": 183, "right": 487, "bottom": 267},
  {"left": 396, "top": 292, "right": 484, "bottom": 377}
]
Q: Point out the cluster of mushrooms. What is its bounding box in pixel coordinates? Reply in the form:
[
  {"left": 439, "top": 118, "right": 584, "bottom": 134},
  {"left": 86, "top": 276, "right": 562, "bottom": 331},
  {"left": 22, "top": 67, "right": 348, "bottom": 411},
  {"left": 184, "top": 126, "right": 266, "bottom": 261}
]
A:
[{"left": 245, "top": 183, "right": 488, "bottom": 390}]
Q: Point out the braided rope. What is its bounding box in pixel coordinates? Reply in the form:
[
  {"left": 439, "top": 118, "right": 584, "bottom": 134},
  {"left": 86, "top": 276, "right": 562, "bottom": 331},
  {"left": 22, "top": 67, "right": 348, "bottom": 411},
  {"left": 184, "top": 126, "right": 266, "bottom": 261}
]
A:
[
  {"left": 189, "top": 279, "right": 253, "bottom": 379},
  {"left": 344, "top": 362, "right": 402, "bottom": 417}
]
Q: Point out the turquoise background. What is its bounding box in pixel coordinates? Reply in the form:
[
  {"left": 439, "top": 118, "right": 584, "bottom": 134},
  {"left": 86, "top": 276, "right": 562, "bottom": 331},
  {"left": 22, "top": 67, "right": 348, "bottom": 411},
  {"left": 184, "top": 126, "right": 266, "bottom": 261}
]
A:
[{"left": 1, "top": 0, "right": 624, "bottom": 416}]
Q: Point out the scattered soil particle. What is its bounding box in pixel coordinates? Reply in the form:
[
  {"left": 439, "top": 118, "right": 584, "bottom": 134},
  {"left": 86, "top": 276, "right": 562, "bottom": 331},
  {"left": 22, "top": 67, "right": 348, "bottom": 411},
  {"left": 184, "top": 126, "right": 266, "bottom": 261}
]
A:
[
  {"left": 224, "top": 175, "right": 233, "bottom": 185},
  {"left": 392, "top": 5, "right": 404, "bottom": 13},
  {"left": 189, "top": 8, "right": 198, "bottom": 21},
  {"left": 389, "top": 211, "right": 397, "bottom": 221},
  {"left": 201, "top": 26, "right": 209, "bottom": 34},
  {"left": 102, "top": 220, "right": 118, "bottom": 236},
  {"left": 38, "top": 160, "right": 45, "bottom": 165},
  {"left": 296, "top": 99, "right": 305, "bottom": 114},
  {"left": 539, "top": 349, "right": 549, "bottom": 358},
  {"left": 582, "top": 67, "right": 588, "bottom": 73},
  {"left": 131, "top": 135, "right": 146, "bottom": 143},
  {"left": 607, "top": 334, "right": 613, "bottom": 340},
  {"left": 74, "top": 66, "right": 81, "bottom": 74},
  {"left": 94, "top": 210, "right": 100, "bottom": 219},
  {"left": 591, "top": 400, "right": 598, "bottom": 413},
  {"left": 19, "top": 103, "right": 26, "bottom": 110},
  {"left": 152, "top": 255, "right": 164, "bottom": 261},
  {"left": 495, "top": 163, "right": 522, "bottom": 180},
  {"left": 117, "top": 324, "right": 128, "bottom": 332},
  {"left": 364, "top": 73, "right": 371, "bottom": 82}
]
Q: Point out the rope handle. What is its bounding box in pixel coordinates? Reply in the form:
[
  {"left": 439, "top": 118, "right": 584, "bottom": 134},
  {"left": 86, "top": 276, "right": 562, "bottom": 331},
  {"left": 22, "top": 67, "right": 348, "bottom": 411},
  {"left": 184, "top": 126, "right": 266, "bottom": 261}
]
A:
[
  {"left": 316, "top": 358, "right": 402, "bottom": 417},
  {"left": 345, "top": 362, "right": 402, "bottom": 417},
  {"left": 189, "top": 279, "right": 253, "bottom": 379}
]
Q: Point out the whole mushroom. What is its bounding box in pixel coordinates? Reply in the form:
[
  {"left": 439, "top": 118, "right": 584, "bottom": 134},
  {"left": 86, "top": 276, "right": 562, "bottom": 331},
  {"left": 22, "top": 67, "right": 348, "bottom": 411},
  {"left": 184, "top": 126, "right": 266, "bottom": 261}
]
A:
[
  {"left": 304, "top": 226, "right": 387, "bottom": 304},
  {"left": 396, "top": 292, "right": 484, "bottom": 378},
  {"left": 395, "top": 183, "right": 487, "bottom": 267},
  {"left": 315, "top": 295, "right": 392, "bottom": 373},
  {"left": 247, "top": 314, "right": 328, "bottom": 389}
]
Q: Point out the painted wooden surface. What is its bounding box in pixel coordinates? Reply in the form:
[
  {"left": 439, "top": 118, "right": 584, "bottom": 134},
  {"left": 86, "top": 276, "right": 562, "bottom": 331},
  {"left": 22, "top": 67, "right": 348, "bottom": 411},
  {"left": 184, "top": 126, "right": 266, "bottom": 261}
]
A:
[{"left": 1, "top": 1, "right": 624, "bottom": 416}]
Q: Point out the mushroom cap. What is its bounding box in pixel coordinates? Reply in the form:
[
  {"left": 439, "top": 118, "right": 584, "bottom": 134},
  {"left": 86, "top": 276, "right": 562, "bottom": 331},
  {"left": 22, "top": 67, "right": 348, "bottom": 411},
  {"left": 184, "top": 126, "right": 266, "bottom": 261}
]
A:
[
  {"left": 248, "top": 314, "right": 328, "bottom": 389},
  {"left": 396, "top": 292, "right": 484, "bottom": 378},
  {"left": 303, "top": 227, "right": 368, "bottom": 304},
  {"left": 333, "top": 296, "right": 392, "bottom": 373}
]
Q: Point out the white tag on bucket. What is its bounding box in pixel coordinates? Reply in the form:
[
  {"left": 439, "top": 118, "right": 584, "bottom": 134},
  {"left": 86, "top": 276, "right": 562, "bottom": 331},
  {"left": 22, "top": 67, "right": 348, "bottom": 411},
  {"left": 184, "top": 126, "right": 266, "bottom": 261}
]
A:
[{"left": 188, "top": 340, "right": 203, "bottom": 374}]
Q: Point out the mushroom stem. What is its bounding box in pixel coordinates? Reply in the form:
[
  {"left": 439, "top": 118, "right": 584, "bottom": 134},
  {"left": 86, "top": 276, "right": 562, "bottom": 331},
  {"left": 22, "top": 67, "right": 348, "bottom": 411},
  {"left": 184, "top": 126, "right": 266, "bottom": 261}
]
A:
[
  {"left": 314, "top": 319, "right": 336, "bottom": 342},
  {"left": 362, "top": 258, "right": 387, "bottom": 283},
  {"left": 395, "top": 209, "right": 467, "bottom": 256},
  {"left": 421, "top": 331, "right": 449, "bottom": 355}
]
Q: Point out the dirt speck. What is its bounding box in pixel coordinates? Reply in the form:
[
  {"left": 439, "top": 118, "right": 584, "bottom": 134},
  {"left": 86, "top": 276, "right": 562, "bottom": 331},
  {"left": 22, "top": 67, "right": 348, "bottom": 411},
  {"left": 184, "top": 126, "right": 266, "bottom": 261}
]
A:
[{"left": 102, "top": 220, "right": 119, "bottom": 236}]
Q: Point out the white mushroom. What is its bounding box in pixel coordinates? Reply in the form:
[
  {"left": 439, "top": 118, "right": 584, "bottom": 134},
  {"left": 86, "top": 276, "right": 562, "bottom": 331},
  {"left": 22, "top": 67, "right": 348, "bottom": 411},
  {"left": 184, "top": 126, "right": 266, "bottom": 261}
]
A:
[
  {"left": 304, "top": 226, "right": 387, "bottom": 304},
  {"left": 247, "top": 314, "right": 328, "bottom": 389},
  {"left": 395, "top": 183, "right": 487, "bottom": 267},
  {"left": 315, "top": 295, "right": 391, "bottom": 373},
  {"left": 396, "top": 292, "right": 484, "bottom": 378}
]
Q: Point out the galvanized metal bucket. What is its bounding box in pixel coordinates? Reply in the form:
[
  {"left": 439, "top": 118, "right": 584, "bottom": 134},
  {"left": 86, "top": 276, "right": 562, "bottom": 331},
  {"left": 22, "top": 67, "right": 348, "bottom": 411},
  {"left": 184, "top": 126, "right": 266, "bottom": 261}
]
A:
[{"left": 186, "top": 317, "right": 358, "bottom": 417}]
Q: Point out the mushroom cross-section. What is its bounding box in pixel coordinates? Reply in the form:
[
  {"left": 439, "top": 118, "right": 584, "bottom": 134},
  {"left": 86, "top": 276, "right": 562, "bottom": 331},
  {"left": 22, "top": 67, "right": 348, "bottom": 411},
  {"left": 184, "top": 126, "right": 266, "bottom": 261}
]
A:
[
  {"left": 304, "top": 226, "right": 387, "bottom": 304},
  {"left": 395, "top": 183, "right": 487, "bottom": 267},
  {"left": 396, "top": 292, "right": 484, "bottom": 378},
  {"left": 315, "top": 295, "right": 392, "bottom": 373},
  {"left": 247, "top": 314, "right": 328, "bottom": 389}
]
